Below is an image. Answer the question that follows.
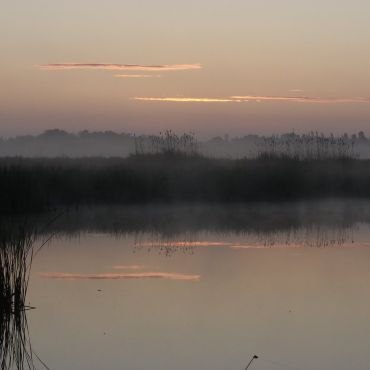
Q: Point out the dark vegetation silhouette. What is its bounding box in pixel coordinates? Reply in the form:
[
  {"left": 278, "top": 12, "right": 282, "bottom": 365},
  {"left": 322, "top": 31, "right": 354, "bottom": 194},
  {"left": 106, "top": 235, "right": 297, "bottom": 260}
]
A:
[{"left": 2, "top": 155, "right": 370, "bottom": 214}]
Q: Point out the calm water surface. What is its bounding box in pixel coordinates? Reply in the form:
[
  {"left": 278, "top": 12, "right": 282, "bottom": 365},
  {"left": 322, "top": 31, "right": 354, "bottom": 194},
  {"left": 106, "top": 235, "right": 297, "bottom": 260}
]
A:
[{"left": 23, "top": 202, "right": 370, "bottom": 370}]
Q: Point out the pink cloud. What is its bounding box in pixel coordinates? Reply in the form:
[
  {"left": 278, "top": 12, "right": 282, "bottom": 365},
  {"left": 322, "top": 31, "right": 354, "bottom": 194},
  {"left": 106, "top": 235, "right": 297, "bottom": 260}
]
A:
[{"left": 36, "top": 63, "right": 202, "bottom": 71}]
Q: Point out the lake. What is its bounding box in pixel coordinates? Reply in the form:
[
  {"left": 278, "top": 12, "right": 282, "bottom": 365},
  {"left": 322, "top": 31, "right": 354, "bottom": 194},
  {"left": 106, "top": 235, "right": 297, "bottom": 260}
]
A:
[{"left": 12, "top": 201, "right": 370, "bottom": 369}]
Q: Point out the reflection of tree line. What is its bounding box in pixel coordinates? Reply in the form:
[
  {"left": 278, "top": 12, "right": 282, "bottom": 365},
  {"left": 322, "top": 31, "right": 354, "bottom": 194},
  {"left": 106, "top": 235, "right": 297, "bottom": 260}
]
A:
[
  {"left": 0, "top": 218, "right": 48, "bottom": 370},
  {"left": 43, "top": 201, "right": 370, "bottom": 237},
  {"left": 32, "top": 203, "right": 364, "bottom": 257}
]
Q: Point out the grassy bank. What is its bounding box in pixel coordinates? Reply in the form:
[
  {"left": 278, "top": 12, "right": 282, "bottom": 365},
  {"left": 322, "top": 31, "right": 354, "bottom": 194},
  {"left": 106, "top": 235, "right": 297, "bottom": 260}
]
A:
[{"left": 1, "top": 154, "right": 370, "bottom": 213}]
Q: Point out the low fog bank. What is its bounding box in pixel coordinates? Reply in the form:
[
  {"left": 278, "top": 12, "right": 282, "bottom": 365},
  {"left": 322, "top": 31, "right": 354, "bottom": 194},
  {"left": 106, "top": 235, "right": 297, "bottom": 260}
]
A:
[{"left": 1, "top": 129, "right": 370, "bottom": 158}]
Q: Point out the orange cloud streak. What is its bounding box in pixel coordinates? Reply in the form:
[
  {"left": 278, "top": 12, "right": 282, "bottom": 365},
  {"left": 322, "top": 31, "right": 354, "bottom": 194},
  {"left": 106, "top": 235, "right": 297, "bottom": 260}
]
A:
[
  {"left": 231, "top": 95, "right": 370, "bottom": 104},
  {"left": 40, "top": 272, "right": 200, "bottom": 281},
  {"left": 37, "top": 63, "right": 202, "bottom": 71},
  {"left": 133, "top": 95, "right": 370, "bottom": 104},
  {"left": 133, "top": 97, "right": 239, "bottom": 103}
]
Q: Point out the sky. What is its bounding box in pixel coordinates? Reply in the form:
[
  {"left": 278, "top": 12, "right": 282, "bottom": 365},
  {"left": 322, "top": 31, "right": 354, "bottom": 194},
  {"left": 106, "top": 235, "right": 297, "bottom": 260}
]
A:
[{"left": 1, "top": 0, "right": 370, "bottom": 137}]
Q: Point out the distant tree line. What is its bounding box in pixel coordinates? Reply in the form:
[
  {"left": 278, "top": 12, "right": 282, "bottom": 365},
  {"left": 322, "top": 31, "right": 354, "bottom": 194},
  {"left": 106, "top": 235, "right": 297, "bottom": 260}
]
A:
[{"left": 0, "top": 129, "right": 369, "bottom": 158}]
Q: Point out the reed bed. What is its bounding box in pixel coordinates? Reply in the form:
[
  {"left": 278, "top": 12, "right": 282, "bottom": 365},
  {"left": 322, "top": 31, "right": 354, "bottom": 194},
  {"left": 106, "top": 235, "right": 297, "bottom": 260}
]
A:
[{"left": 1, "top": 155, "right": 370, "bottom": 214}]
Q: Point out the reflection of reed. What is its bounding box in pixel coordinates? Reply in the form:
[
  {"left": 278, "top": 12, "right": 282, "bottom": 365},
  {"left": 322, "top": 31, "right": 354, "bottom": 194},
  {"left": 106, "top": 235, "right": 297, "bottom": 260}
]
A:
[
  {"left": 254, "top": 225, "right": 355, "bottom": 248},
  {"left": 133, "top": 235, "right": 198, "bottom": 257},
  {"left": 0, "top": 220, "right": 36, "bottom": 315},
  {"left": 132, "top": 225, "right": 357, "bottom": 256},
  {"left": 0, "top": 307, "right": 35, "bottom": 370},
  {"left": 0, "top": 218, "right": 47, "bottom": 370}
]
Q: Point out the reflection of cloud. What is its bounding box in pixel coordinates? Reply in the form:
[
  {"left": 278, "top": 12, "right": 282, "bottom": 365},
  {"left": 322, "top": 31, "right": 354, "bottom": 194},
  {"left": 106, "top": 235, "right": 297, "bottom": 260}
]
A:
[
  {"left": 136, "top": 241, "right": 309, "bottom": 249},
  {"left": 114, "top": 74, "right": 161, "bottom": 78},
  {"left": 135, "top": 241, "right": 290, "bottom": 249},
  {"left": 230, "top": 244, "right": 302, "bottom": 249},
  {"left": 136, "top": 241, "right": 230, "bottom": 247},
  {"left": 135, "top": 240, "right": 351, "bottom": 250},
  {"left": 37, "top": 63, "right": 202, "bottom": 71},
  {"left": 133, "top": 97, "right": 238, "bottom": 103},
  {"left": 40, "top": 272, "right": 200, "bottom": 281},
  {"left": 231, "top": 95, "right": 370, "bottom": 104},
  {"left": 112, "top": 265, "right": 143, "bottom": 270}
]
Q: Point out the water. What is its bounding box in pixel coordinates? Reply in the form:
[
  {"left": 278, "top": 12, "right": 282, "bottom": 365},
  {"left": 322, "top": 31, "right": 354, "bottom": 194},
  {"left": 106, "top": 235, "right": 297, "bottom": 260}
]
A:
[{"left": 13, "top": 202, "right": 370, "bottom": 369}]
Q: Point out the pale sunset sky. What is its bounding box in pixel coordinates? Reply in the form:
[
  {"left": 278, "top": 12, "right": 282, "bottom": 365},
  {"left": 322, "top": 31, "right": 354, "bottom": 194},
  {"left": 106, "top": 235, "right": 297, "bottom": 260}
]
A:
[{"left": 1, "top": 0, "right": 370, "bottom": 136}]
